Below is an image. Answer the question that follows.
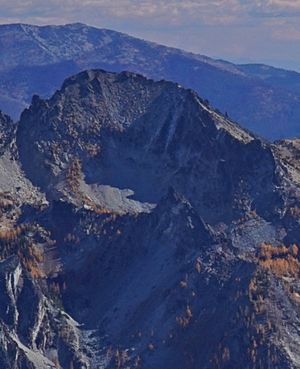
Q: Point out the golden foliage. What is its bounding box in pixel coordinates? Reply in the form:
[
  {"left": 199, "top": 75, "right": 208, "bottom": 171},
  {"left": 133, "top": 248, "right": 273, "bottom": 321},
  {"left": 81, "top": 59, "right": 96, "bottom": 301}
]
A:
[
  {"left": 259, "top": 243, "right": 289, "bottom": 259},
  {"left": 0, "top": 192, "right": 14, "bottom": 209},
  {"left": 20, "top": 244, "right": 45, "bottom": 279},
  {"left": 0, "top": 224, "right": 28, "bottom": 242},
  {"left": 66, "top": 158, "right": 82, "bottom": 191},
  {"left": 258, "top": 243, "right": 300, "bottom": 277},
  {"left": 0, "top": 223, "right": 45, "bottom": 279}
]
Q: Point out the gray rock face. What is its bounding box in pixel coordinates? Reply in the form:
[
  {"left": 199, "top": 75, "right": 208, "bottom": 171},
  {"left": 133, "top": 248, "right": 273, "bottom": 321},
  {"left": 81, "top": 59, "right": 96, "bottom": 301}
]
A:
[
  {"left": 1, "top": 23, "right": 300, "bottom": 139},
  {"left": 17, "top": 70, "right": 281, "bottom": 224},
  {"left": 1, "top": 69, "right": 300, "bottom": 368}
]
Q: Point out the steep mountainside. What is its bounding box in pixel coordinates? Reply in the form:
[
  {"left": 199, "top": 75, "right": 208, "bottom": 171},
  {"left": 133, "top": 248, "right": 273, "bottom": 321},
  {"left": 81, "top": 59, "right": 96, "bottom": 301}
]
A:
[
  {"left": 1, "top": 70, "right": 300, "bottom": 368},
  {"left": 1, "top": 23, "right": 300, "bottom": 139}
]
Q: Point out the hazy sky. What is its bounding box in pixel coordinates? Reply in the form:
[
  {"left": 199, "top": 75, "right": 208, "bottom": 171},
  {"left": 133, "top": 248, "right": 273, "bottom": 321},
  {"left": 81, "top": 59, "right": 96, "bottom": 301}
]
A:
[{"left": 0, "top": 0, "right": 300, "bottom": 71}]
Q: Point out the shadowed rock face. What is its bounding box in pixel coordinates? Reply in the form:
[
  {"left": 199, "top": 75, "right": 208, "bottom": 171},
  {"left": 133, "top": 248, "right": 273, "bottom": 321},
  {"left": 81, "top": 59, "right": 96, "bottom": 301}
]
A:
[
  {"left": 17, "top": 69, "right": 282, "bottom": 224},
  {"left": 0, "top": 111, "right": 15, "bottom": 154},
  {"left": 1, "top": 23, "right": 300, "bottom": 139},
  {"left": 1, "top": 70, "right": 300, "bottom": 369}
]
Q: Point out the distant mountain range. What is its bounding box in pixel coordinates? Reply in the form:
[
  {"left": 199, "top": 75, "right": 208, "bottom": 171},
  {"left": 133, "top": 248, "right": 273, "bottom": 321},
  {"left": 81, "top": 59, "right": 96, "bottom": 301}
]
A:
[
  {"left": 1, "top": 22, "right": 300, "bottom": 140},
  {"left": 1, "top": 68, "right": 300, "bottom": 368}
]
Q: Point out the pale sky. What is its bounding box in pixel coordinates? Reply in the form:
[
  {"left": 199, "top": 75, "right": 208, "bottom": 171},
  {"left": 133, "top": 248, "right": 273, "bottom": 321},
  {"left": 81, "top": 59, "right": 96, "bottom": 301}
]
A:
[{"left": 0, "top": 0, "right": 300, "bottom": 71}]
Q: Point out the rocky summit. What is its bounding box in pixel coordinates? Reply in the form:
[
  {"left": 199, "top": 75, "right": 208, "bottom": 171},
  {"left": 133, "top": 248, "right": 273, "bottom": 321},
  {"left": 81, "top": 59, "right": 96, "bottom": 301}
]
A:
[
  {"left": 1, "top": 23, "right": 300, "bottom": 139},
  {"left": 1, "top": 69, "right": 300, "bottom": 369}
]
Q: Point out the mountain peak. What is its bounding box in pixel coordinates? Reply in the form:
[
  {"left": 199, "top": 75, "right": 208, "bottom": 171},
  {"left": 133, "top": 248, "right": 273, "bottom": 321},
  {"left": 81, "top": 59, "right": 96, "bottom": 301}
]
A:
[
  {"left": 1, "top": 65, "right": 300, "bottom": 368},
  {"left": 16, "top": 69, "right": 281, "bottom": 226}
]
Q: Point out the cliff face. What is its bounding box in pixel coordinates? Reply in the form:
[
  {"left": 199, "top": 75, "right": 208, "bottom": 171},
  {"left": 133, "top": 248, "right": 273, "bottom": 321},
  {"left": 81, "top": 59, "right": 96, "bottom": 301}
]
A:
[
  {"left": 1, "top": 23, "right": 300, "bottom": 139},
  {"left": 1, "top": 70, "right": 300, "bottom": 369},
  {"left": 17, "top": 70, "right": 281, "bottom": 224}
]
